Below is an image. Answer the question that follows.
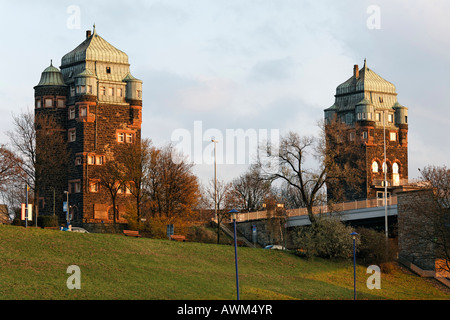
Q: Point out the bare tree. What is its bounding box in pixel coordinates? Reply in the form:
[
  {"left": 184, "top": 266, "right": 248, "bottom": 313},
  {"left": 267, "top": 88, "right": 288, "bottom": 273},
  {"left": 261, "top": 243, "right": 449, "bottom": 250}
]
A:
[
  {"left": 258, "top": 121, "right": 363, "bottom": 227},
  {"left": 7, "top": 110, "right": 68, "bottom": 220},
  {"left": 400, "top": 165, "right": 450, "bottom": 274},
  {"left": 96, "top": 158, "right": 127, "bottom": 224},
  {"left": 202, "top": 179, "right": 233, "bottom": 243},
  {"left": 119, "top": 138, "right": 153, "bottom": 224},
  {"left": 232, "top": 164, "right": 271, "bottom": 213},
  {"left": 144, "top": 144, "right": 200, "bottom": 220}
]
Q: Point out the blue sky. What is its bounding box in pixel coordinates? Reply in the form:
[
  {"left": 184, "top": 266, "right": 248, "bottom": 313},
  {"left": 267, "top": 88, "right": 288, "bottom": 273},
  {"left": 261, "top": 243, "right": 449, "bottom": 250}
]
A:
[{"left": 0, "top": 0, "right": 448, "bottom": 185}]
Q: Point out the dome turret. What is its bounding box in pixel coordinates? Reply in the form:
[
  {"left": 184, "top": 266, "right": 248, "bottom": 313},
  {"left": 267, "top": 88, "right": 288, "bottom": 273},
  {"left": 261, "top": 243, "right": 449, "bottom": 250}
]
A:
[{"left": 35, "top": 61, "right": 66, "bottom": 87}]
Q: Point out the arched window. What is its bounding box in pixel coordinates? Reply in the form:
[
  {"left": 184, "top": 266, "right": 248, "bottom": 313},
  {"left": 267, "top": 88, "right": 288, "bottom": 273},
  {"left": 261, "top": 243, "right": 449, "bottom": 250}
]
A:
[
  {"left": 392, "top": 163, "right": 399, "bottom": 174},
  {"left": 393, "top": 163, "right": 400, "bottom": 186},
  {"left": 382, "top": 162, "right": 388, "bottom": 173},
  {"left": 372, "top": 161, "right": 379, "bottom": 173}
]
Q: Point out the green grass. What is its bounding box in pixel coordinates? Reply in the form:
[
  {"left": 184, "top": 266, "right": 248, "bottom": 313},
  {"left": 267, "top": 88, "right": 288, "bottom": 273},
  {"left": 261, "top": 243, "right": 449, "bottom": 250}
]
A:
[{"left": 0, "top": 225, "right": 448, "bottom": 300}]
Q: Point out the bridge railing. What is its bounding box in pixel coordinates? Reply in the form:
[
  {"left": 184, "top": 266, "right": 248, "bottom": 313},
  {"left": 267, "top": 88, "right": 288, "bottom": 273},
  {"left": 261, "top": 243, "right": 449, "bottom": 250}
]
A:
[{"left": 233, "top": 196, "right": 398, "bottom": 223}]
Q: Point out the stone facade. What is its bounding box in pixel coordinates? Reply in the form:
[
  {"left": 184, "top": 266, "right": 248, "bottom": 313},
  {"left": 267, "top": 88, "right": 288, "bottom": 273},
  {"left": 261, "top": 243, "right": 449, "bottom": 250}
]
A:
[
  {"left": 34, "top": 28, "right": 142, "bottom": 226},
  {"left": 397, "top": 188, "right": 437, "bottom": 271}
]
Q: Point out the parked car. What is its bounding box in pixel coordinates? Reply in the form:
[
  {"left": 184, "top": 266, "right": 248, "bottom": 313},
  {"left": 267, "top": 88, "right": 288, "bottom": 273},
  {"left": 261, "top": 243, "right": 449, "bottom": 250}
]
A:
[
  {"left": 264, "top": 245, "right": 285, "bottom": 250},
  {"left": 71, "top": 227, "right": 89, "bottom": 233}
]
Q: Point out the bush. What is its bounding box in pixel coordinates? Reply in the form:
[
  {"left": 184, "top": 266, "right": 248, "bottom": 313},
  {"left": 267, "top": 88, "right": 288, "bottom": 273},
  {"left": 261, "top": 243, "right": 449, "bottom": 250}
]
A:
[
  {"left": 294, "top": 218, "right": 358, "bottom": 259},
  {"left": 38, "top": 215, "right": 59, "bottom": 228},
  {"left": 356, "top": 227, "right": 397, "bottom": 268}
]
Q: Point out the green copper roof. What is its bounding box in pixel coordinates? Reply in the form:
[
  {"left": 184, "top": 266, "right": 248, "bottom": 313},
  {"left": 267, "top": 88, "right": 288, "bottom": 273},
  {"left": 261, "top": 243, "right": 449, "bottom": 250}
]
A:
[
  {"left": 36, "top": 61, "right": 65, "bottom": 86},
  {"left": 61, "top": 27, "right": 129, "bottom": 66},
  {"left": 336, "top": 61, "right": 396, "bottom": 96}
]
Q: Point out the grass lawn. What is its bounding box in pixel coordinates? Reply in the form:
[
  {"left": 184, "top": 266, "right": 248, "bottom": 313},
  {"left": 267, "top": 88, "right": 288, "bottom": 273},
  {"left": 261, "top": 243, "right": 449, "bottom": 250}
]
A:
[{"left": 0, "top": 225, "right": 448, "bottom": 300}]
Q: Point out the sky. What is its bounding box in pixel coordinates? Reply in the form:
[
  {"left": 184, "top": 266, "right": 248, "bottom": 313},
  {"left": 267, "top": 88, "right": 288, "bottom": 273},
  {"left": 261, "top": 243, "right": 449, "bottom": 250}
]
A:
[{"left": 0, "top": 0, "right": 448, "bottom": 186}]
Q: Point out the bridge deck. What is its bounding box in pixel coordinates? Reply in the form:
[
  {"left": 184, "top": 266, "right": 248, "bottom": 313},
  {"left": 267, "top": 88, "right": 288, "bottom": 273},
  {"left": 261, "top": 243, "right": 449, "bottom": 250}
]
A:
[{"left": 232, "top": 196, "right": 398, "bottom": 226}]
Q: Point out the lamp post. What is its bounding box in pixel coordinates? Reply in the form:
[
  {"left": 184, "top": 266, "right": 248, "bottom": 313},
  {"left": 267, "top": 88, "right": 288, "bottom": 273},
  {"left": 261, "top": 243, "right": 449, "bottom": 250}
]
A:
[
  {"left": 211, "top": 138, "right": 218, "bottom": 222},
  {"left": 64, "top": 191, "right": 69, "bottom": 227},
  {"left": 229, "top": 209, "right": 240, "bottom": 300},
  {"left": 383, "top": 110, "right": 388, "bottom": 239},
  {"left": 350, "top": 231, "right": 358, "bottom": 300}
]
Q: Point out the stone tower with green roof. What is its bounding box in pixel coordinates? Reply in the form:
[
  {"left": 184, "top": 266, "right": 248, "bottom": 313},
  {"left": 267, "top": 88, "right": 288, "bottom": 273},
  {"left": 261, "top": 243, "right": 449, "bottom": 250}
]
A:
[
  {"left": 324, "top": 60, "right": 409, "bottom": 202},
  {"left": 34, "top": 27, "right": 142, "bottom": 226}
]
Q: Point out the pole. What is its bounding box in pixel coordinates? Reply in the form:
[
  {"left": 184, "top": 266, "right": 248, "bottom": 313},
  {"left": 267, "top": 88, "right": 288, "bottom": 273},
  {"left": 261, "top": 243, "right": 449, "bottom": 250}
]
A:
[
  {"left": 353, "top": 236, "right": 356, "bottom": 300},
  {"left": 233, "top": 215, "right": 240, "bottom": 300},
  {"left": 25, "top": 184, "right": 28, "bottom": 228},
  {"left": 212, "top": 139, "right": 218, "bottom": 222},
  {"left": 383, "top": 110, "right": 388, "bottom": 239},
  {"left": 350, "top": 231, "right": 358, "bottom": 300}
]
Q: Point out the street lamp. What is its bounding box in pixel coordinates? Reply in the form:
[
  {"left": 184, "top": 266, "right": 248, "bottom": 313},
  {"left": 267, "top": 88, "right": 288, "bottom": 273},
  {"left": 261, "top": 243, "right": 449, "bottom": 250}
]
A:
[
  {"left": 383, "top": 110, "right": 388, "bottom": 239},
  {"left": 64, "top": 191, "right": 69, "bottom": 227},
  {"left": 350, "top": 231, "right": 358, "bottom": 300},
  {"left": 229, "top": 209, "right": 240, "bottom": 300},
  {"left": 211, "top": 138, "right": 218, "bottom": 222}
]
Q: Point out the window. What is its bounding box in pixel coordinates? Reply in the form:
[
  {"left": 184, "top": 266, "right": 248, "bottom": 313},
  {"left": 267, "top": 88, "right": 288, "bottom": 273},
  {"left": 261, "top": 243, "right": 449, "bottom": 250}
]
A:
[
  {"left": 57, "top": 99, "right": 64, "bottom": 108},
  {"left": 405, "top": 116, "right": 408, "bottom": 124},
  {"left": 80, "top": 85, "right": 86, "bottom": 94},
  {"left": 390, "top": 132, "right": 397, "bottom": 141},
  {"left": 87, "top": 85, "right": 93, "bottom": 94},
  {"left": 70, "top": 87, "right": 75, "bottom": 96},
  {"left": 87, "top": 155, "right": 95, "bottom": 165},
  {"left": 375, "top": 113, "right": 381, "bottom": 122},
  {"left": 118, "top": 132, "right": 125, "bottom": 143},
  {"left": 36, "top": 99, "right": 41, "bottom": 108},
  {"left": 126, "top": 133, "right": 133, "bottom": 143},
  {"left": 106, "top": 67, "right": 111, "bottom": 74},
  {"left": 362, "top": 131, "right": 368, "bottom": 139},
  {"left": 100, "top": 87, "right": 106, "bottom": 95},
  {"left": 75, "top": 157, "right": 82, "bottom": 166},
  {"left": 388, "top": 114, "right": 393, "bottom": 123},
  {"left": 90, "top": 182, "right": 99, "bottom": 193},
  {"left": 69, "top": 107, "right": 75, "bottom": 120},
  {"left": 80, "top": 106, "right": 87, "bottom": 117},
  {"left": 117, "top": 88, "right": 123, "bottom": 97},
  {"left": 372, "top": 161, "right": 379, "bottom": 173},
  {"left": 379, "top": 96, "right": 383, "bottom": 103},
  {"left": 74, "top": 181, "right": 81, "bottom": 193},
  {"left": 382, "top": 162, "right": 387, "bottom": 173},
  {"left": 349, "top": 132, "right": 355, "bottom": 141},
  {"left": 137, "top": 90, "right": 142, "bottom": 99},
  {"left": 392, "top": 163, "right": 399, "bottom": 174},
  {"left": 96, "top": 156, "right": 104, "bottom": 165},
  {"left": 108, "top": 87, "right": 114, "bottom": 96},
  {"left": 68, "top": 129, "right": 76, "bottom": 142},
  {"left": 45, "top": 98, "right": 53, "bottom": 107}
]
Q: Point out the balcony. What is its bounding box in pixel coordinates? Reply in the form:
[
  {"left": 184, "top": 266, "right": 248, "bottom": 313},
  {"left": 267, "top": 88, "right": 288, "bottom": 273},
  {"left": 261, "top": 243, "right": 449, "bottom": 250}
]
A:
[{"left": 372, "top": 178, "right": 409, "bottom": 187}]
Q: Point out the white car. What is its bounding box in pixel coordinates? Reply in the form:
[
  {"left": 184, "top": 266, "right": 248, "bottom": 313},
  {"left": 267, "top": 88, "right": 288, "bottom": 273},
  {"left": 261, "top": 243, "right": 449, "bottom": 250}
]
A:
[
  {"left": 71, "top": 227, "right": 89, "bottom": 233},
  {"left": 264, "top": 245, "right": 285, "bottom": 250}
]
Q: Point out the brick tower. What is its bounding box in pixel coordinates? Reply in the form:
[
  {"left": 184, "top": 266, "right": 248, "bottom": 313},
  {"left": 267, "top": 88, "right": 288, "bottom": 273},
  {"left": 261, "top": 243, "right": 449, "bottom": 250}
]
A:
[
  {"left": 324, "top": 60, "right": 408, "bottom": 202},
  {"left": 34, "top": 27, "right": 143, "bottom": 226}
]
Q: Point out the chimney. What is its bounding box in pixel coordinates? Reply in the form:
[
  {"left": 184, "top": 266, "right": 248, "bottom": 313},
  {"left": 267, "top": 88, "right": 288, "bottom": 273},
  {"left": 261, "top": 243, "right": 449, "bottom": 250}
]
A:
[
  {"left": 354, "top": 65, "right": 359, "bottom": 79},
  {"left": 86, "top": 30, "right": 92, "bottom": 39}
]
